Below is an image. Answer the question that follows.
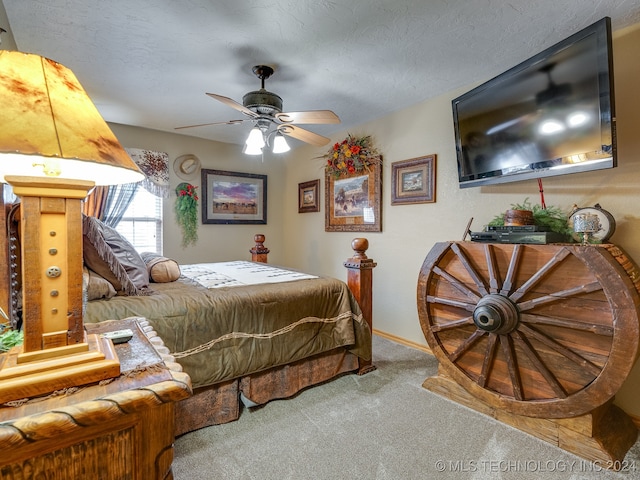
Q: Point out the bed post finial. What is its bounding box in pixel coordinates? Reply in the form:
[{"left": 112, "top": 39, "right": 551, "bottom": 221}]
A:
[
  {"left": 344, "top": 237, "right": 376, "bottom": 375},
  {"left": 350, "top": 238, "right": 369, "bottom": 260},
  {"left": 250, "top": 234, "right": 270, "bottom": 263}
]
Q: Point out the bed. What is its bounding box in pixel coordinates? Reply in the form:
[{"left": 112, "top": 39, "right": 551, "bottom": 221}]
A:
[
  {"left": 85, "top": 252, "right": 374, "bottom": 434},
  {"left": 0, "top": 196, "right": 376, "bottom": 435}
]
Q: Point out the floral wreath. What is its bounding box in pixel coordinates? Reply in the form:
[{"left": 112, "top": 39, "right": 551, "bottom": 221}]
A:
[
  {"left": 175, "top": 183, "right": 199, "bottom": 247},
  {"left": 322, "top": 134, "right": 380, "bottom": 178}
]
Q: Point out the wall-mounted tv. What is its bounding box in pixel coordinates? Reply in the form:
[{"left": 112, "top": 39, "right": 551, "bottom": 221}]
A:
[{"left": 453, "top": 17, "right": 615, "bottom": 188}]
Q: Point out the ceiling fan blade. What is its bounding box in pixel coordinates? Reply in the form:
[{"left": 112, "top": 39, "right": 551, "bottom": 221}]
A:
[
  {"left": 175, "top": 119, "right": 246, "bottom": 130},
  {"left": 276, "top": 110, "right": 340, "bottom": 125},
  {"left": 278, "top": 124, "right": 330, "bottom": 147},
  {"left": 206, "top": 93, "right": 257, "bottom": 118}
]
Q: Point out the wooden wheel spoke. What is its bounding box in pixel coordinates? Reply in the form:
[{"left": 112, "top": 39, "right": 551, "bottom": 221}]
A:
[
  {"left": 509, "top": 247, "right": 571, "bottom": 302},
  {"left": 451, "top": 243, "right": 489, "bottom": 296},
  {"left": 431, "top": 316, "right": 474, "bottom": 332},
  {"left": 517, "top": 324, "right": 601, "bottom": 377},
  {"left": 499, "top": 334, "right": 524, "bottom": 400},
  {"left": 426, "top": 295, "right": 476, "bottom": 312},
  {"left": 516, "top": 281, "right": 603, "bottom": 311},
  {"left": 432, "top": 266, "right": 481, "bottom": 302},
  {"left": 484, "top": 245, "right": 500, "bottom": 294},
  {"left": 448, "top": 329, "right": 486, "bottom": 362},
  {"left": 419, "top": 241, "right": 640, "bottom": 419},
  {"left": 500, "top": 244, "right": 522, "bottom": 296},
  {"left": 478, "top": 333, "right": 498, "bottom": 388},
  {"left": 513, "top": 331, "right": 568, "bottom": 398},
  {"left": 520, "top": 313, "right": 614, "bottom": 336}
]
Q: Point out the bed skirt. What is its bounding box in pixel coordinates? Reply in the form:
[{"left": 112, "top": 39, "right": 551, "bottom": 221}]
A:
[{"left": 175, "top": 347, "right": 360, "bottom": 436}]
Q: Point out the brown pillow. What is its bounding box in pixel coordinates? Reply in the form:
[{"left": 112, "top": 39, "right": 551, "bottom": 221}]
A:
[
  {"left": 83, "top": 267, "right": 117, "bottom": 301},
  {"left": 82, "top": 215, "right": 152, "bottom": 296},
  {"left": 141, "top": 252, "right": 181, "bottom": 283}
]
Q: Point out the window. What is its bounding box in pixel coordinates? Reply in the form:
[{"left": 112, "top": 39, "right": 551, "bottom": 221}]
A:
[{"left": 115, "top": 188, "right": 163, "bottom": 254}]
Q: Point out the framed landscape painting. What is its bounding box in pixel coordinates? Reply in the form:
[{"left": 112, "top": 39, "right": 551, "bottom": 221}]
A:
[
  {"left": 201, "top": 169, "right": 267, "bottom": 224},
  {"left": 391, "top": 154, "right": 436, "bottom": 205},
  {"left": 325, "top": 160, "right": 382, "bottom": 232}
]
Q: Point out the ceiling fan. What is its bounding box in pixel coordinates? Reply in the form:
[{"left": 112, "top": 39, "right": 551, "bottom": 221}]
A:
[{"left": 176, "top": 65, "right": 340, "bottom": 148}]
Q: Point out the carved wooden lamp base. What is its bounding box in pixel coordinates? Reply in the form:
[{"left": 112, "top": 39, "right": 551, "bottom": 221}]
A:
[
  {"left": 0, "top": 176, "right": 121, "bottom": 405},
  {"left": 0, "top": 333, "right": 120, "bottom": 404}
]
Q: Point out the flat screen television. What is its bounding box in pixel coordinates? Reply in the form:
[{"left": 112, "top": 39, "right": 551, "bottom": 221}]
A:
[{"left": 452, "top": 17, "right": 616, "bottom": 188}]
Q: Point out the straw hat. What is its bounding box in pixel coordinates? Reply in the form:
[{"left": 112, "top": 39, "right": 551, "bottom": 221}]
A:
[{"left": 173, "top": 154, "right": 201, "bottom": 180}]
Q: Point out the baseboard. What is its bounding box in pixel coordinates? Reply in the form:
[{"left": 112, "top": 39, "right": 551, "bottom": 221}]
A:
[{"left": 373, "top": 329, "right": 433, "bottom": 355}]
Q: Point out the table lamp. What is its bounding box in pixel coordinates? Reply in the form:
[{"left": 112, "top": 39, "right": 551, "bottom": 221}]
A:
[{"left": 0, "top": 51, "right": 144, "bottom": 403}]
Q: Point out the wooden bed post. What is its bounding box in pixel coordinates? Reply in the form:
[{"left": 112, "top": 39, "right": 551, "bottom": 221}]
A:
[
  {"left": 344, "top": 237, "right": 377, "bottom": 375},
  {"left": 250, "top": 234, "right": 269, "bottom": 263}
]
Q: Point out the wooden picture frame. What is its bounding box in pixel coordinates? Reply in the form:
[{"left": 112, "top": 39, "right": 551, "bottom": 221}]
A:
[
  {"left": 325, "top": 159, "right": 382, "bottom": 232},
  {"left": 391, "top": 154, "right": 436, "bottom": 205},
  {"left": 298, "top": 179, "right": 320, "bottom": 213},
  {"left": 201, "top": 169, "right": 267, "bottom": 224}
]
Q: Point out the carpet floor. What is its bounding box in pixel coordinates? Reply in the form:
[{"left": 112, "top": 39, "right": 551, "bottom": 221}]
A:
[{"left": 173, "top": 335, "right": 640, "bottom": 479}]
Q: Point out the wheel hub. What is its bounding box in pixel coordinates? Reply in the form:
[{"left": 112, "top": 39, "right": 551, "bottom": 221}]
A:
[{"left": 473, "top": 294, "right": 520, "bottom": 334}]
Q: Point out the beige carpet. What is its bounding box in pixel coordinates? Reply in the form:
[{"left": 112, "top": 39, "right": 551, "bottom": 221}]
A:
[{"left": 173, "top": 335, "right": 640, "bottom": 479}]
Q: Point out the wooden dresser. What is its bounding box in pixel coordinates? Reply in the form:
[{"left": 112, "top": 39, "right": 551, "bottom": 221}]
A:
[{"left": 0, "top": 318, "right": 192, "bottom": 480}]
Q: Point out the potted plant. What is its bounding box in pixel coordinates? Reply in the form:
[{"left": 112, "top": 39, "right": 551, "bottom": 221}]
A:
[
  {"left": 0, "top": 327, "right": 22, "bottom": 352},
  {"left": 489, "top": 198, "right": 573, "bottom": 237}
]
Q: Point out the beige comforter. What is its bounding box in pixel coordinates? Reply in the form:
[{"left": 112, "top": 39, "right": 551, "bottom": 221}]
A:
[{"left": 85, "top": 266, "right": 371, "bottom": 389}]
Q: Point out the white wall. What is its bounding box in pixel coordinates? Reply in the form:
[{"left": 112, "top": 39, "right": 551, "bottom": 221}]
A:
[{"left": 107, "top": 123, "right": 289, "bottom": 266}]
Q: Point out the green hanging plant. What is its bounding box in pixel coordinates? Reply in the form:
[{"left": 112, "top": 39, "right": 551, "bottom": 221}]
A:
[
  {"left": 175, "top": 182, "right": 199, "bottom": 247},
  {"left": 0, "top": 327, "right": 23, "bottom": 352}
]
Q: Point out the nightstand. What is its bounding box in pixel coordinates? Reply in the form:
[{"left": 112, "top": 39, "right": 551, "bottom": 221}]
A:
[{"left": 0, "top": 317, "right": 192, "bottom": 480}]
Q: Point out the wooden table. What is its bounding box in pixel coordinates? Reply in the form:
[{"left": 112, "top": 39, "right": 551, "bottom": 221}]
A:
[{"left": 0, "top": 318, "right": 192, "bottom": 480}]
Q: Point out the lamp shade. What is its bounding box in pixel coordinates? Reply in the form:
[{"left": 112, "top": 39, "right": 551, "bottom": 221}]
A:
[
  {"left": 242, "top": 142, "right": 264, "bottom": 155},
  {"left": 0, "top": 51, "right": 144, "bottom": 185},
  {"left": 272, "top": 132, "right": 290, "bottom": 153},
  {"left": 245, "top": 126, "right": 265, "bottom": 149}
]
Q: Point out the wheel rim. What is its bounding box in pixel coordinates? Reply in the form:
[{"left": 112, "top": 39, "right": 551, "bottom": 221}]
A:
[{"left": 417, "top": 242, "right": 640, "bottom": 418}]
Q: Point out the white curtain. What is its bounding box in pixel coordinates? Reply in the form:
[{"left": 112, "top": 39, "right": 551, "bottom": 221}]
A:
[{"left": 102, "top": 183, "right": 139, "bottom": 227}]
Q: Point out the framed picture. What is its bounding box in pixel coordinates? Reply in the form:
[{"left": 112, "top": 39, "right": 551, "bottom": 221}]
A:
[
  {"left": 325, "top": 159, "right": 382, "bottom": 232},
  {"left": 391, "top": 154, "right": 436, "bottom": 205},
  {"left": 201, "top": 169, "right": 267, "bottom": 224},
  {"left": 298, "top": 179, "right": 320, "bottom": 213}
]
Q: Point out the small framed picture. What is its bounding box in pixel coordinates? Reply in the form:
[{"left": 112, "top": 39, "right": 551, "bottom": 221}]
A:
[
  {"left": 201, "top": 169, "right": 267, "bottom": 224},
  {"left": 298, "top": 179, "right": 320, "bottom": 213},
  {"left": 391, "top": 154, "right": 436, "bottom": 205}
]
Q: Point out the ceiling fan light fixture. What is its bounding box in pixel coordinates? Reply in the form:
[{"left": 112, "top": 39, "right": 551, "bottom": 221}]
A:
[
  {"left": 182, "top": 65, "right": 340, "bottom": 148},
  {"left": 243, "top": 142, "right": 263, "bottom": 155},
  {"left": 272, "top": 132, "right": 290, "bottom": 153},
  {"left": 245, "top": 126, "right": 265, "bottom": 149}
]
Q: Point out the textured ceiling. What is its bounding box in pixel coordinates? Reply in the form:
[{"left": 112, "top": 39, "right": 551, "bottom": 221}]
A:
[{"left": 3, "top": 0, "right": 640, "bottom": 149}]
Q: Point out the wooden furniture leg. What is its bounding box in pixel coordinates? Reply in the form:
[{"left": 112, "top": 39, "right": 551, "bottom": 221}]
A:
[{"left": 344, "top": 238, "right": 377, "bottom": 375}]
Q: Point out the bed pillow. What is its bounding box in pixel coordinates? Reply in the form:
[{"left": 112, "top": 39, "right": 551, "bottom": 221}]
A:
[
  {"left": 82, "top": 215, "right": 151, "bottom": 296},
  {"left": 141, "top": 252, "right": 181, "bottom": 283},
  {"left": 83, "top": 267, "right": 117, "bottom": 301}
]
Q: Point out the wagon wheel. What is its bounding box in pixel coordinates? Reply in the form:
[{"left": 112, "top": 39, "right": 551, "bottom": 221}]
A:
[{"left": 417, "top": 241, "right": 640, "bottom": 418}]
